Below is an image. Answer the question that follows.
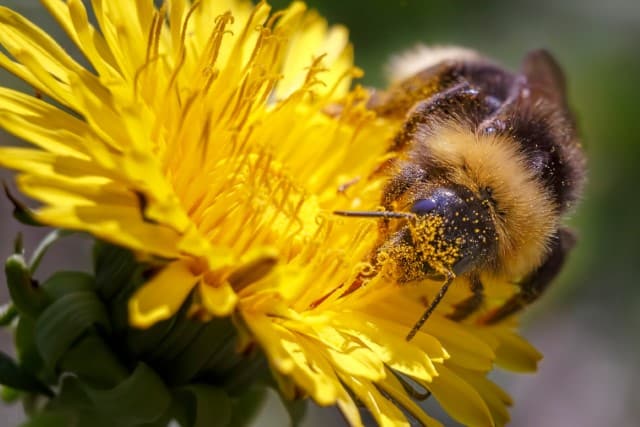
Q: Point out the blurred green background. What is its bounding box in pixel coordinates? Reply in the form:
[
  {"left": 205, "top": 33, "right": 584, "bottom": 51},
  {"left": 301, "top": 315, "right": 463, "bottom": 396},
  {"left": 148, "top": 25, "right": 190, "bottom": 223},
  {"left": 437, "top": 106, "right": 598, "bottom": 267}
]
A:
[{"left": 1, "top": 0, "right": 639, "bottom": 425}]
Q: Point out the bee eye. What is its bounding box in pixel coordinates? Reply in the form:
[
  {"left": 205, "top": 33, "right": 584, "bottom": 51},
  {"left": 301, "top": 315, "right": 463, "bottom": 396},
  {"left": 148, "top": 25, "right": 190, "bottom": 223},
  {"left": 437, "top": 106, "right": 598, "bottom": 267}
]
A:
[{"left": 411, "top": 198, "right": 437, "bottom": 215}]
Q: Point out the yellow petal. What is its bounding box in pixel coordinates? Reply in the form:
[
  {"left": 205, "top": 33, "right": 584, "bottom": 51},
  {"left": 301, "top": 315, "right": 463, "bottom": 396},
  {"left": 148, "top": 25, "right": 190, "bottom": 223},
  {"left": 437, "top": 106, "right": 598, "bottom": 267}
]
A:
[
  {"left": 10, "top": 48, "right": 76, "bottom": 109},
  {"left": 91, "top": 0, "right": 146, "bottom": 78},
  {"left": 198, "top": 281, "right": 238, "bottom": 317},
  {"left": 490, "top": 329, "right": 543, "bottom": 373},
  {"left": 453, "top": 367, "right": 513, "bottom": 427},
  {"left": 0, "top": 6, "right": 82, "bottom": 83},
  {"left": 339, "top": 374, "right": 410, "bottom": 427},
  {"left": 34, "top": 205, "right": 181, "bottom": 259},
  {"left": 17, "top": 174, "right": 131, "bottom": 207},
  {"left": 428, "top": 364, "right": 494, "bottom": 427},
  {"left": 373, "top": 295, "right": 496, "bottom": 370},
  {"left": 0, "top": 148, "right": 108, "bottom": 178},
  {"left": 289, "top": 336, "right": 342, "bottom": 406},
  {"left": 242, "top": 312, "right": 295, "bottom": 373},
  {"left": 336, "top": 390, "right": 364, "bottom": 427},
  {"left": 322, "top": 343, "right": 386, "bottom": 382},
  {"left": 0, "top": 88, "right": 89, "bottom": 157},
  {"left": 129, "top": 259, "right": 198, "bottom": 328},
  {"left": 65, "top": 0, "right": 120, "bottom": 78},
  {"left": 333, "top": 314, "right": 436, "bottom": 382},
  {"left": 424, "top": 318, "right": 496, "bottom": 371},
  {"left": 377, "top": 370, "right": 444, "bottom": 427}
]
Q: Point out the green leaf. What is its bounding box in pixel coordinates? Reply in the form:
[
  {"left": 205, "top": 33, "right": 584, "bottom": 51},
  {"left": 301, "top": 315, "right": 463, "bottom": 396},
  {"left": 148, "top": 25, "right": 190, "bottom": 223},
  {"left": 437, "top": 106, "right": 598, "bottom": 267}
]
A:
[
  {"left": 35, "top": 292, "right": 110, "bottom": 369},
  {"left": 5, "top": 254, "right": 49, "bottom": 317},
  {"left": 40, "top": 272, "right": 95, "bottom": 300},
  {"left": 175, "top": 385, "right": 232, "bottom": 427},
  {"left": 0, "top": 351, "right": 52, "bottom": 396},
  {"left": 83, "top": 363, "right": 171, "bottom": 425}
]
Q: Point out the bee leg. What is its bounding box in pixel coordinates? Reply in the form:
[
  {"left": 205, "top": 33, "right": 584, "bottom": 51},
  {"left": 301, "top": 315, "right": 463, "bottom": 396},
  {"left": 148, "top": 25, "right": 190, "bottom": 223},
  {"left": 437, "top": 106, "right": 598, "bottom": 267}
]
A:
[
  {"left": 337, "top": 177, "right": 361, "bottom": 194},
  {"left": 447, "top": 274, "right": 484, "bottom": 321},
  {"left": 480, "top": 227, "right": 577, "bottom": 325}
]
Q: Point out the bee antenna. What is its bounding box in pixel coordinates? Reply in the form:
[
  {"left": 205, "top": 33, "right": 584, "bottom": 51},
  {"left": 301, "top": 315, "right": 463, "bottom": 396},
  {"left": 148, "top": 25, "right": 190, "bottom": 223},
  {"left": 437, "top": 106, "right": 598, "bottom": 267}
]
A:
[
  {"left": 406, "top": 271, "right": 456, "bottom": 341},
  {"left": 333, "top": 210, "right": 415, "bottom": 219}
]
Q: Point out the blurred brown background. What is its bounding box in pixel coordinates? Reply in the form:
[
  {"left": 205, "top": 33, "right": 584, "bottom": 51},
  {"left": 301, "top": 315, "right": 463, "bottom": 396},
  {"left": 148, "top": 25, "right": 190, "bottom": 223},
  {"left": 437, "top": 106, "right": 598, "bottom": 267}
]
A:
[{"left": 1, "top": 0, "right": 639, "bottom": 425}]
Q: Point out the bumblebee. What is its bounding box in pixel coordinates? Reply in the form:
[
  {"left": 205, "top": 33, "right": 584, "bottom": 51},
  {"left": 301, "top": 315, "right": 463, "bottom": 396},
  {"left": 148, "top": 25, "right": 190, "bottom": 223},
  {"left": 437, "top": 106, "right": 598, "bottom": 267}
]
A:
[{"left": 336, "top": 46, "right": 586, "bottom": 340}]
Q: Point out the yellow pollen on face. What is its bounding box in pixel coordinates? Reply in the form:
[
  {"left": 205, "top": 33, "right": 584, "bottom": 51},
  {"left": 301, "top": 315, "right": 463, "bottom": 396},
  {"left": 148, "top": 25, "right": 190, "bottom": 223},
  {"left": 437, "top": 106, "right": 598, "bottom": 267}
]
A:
[
  {"left": 379, "top": 216, "right": 461, "bottom": 282},
  {"left": 411, "top": 216, "right": 461, "bottom": 272}
]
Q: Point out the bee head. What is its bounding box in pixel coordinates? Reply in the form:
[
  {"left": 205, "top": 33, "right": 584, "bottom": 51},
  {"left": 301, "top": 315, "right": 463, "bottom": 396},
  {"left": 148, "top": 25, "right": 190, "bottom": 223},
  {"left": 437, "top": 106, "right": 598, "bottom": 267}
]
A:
[{"left": 376, "top": 185, "right": 498, "bottom": 282}]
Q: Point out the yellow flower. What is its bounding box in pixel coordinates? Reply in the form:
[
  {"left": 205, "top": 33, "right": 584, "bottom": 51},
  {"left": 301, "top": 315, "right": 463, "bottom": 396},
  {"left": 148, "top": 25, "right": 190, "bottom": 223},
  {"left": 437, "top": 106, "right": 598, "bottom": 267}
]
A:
[{"left": 0, "top": 1, "right": 542, "bottom": 426}]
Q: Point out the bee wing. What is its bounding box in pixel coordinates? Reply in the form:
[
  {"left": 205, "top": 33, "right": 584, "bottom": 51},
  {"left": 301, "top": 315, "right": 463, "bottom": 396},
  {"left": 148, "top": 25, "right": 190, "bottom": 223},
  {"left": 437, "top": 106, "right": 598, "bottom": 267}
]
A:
[
  {"left": 521, "top": 49, "right": 569, "bottom": 107},
  {"left": 478, "top": 49, "right": 572, "bottom": 129}
]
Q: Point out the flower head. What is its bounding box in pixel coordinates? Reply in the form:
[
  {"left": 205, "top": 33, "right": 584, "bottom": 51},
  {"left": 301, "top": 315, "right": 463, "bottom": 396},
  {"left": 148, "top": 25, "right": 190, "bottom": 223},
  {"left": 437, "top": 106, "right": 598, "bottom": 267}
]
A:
[{"left": 0, "top": 1, "right": 542, "bottom": 425}]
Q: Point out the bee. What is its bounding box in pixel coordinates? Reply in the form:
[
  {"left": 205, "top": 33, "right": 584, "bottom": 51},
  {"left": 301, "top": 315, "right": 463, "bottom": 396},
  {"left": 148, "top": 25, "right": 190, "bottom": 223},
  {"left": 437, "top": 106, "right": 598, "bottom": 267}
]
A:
[{"left": 335, "top": 46, "right": 586, "bottom": 340}]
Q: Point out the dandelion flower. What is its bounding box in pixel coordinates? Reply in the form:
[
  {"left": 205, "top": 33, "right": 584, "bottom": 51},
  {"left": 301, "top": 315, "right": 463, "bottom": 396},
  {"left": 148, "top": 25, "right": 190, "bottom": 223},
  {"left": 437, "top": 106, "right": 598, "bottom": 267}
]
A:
[{"left": 0, "top": 1, "right": 542, "bottom": 425}]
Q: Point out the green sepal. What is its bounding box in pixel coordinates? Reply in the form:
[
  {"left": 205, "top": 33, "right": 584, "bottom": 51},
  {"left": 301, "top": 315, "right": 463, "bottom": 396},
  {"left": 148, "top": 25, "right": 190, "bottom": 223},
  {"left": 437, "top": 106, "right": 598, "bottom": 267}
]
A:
[
  {"left": 108, "top": 265, "right": 152, "bottom": 334},
  {"left": 125, "top": 314, "right": 177, "bottom": 359},
  {"left": 14, "top": 232, "right": 24, "bottom": 256},
  {"left": 19, "top": 412, "right": 74, "bottom": 427},
  {"left": 58, "top": 334, "right": 128, "bottom": 389},
  {"left": 1, "top": 384, "right": 21, "bottom": 402},
  {"left": 83, "top": 363, "right": 171, "bottom": 426},
  {"left": 281, "top": 395, "right": 308, "bottom": 427},
  {"left": 40, "top": 272, "right": 95, "bottom": 300},
  {"left": 216, "top": 350, "right": 268, "bottom": 397},
  {"left": 229, "top": 386, "right": 267, "bottom": 427},
  {"left": 125, "top": 295, "right": 202, "bottom": 369},
  {"left": 3, "top": 183, "right": 41, "bottom": 227},
  {"left": 35, "top": 292, "right": 110, "bottom": 369},
  {"left": 0, "top": 302, "right": 18, "bottom": 326},
  {"left": 0, "top": 351, "right": 52, "bottom": 397},
  {"left": 164, "top": 316, "right": 236, "bottom": 385},
  {"left": 5, "top": 254, "right": 49, "bottom": 317},
  {"left": 268, "top": 371, "right": 308, "bottom": 426},
  {"left": 93, "top": 241, "right": 138, "bottom": 301},
  {"left": 31, "top": 376, "right": 107, "bottom": 427},
  {"left": 28, "top": 230, "right": 73, "bottom": 274},
  {"left": 14, "top": 316, "right": 48, "bottom": 380},
  {"left": 142, "top": 314, "right": 205, "bottom": 375},
  {"left": 174, "top": 385, "right": 232, "bottom": 427}
]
